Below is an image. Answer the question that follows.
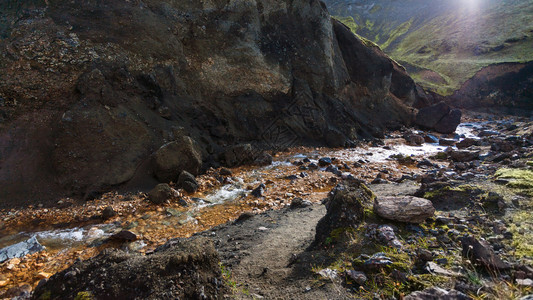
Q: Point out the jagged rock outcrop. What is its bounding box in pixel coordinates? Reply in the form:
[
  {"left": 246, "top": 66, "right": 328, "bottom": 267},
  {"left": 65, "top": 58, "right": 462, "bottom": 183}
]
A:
[
  {"left": 313, "top": 181, "right": 375, "bottom": 247},
  {"left": 0, "top": 0, "right": 425, "bottom": 206}
]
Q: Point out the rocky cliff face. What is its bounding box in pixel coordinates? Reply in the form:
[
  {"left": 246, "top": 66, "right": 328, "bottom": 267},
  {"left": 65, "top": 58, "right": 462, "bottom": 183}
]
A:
[{"left": 0, "top": 0, "right": 425, "bottom": 206}]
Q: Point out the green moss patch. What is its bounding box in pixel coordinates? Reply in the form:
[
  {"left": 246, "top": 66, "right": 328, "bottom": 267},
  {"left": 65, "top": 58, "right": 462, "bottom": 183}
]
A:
[{"left": 495, "top": 168, "right": 533, "bottom": 196}]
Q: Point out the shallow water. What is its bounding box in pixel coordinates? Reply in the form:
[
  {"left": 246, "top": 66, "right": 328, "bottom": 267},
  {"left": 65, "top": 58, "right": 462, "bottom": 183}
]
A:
[{"left": 0, "top": 122, "right": 479, "bottom": 252}]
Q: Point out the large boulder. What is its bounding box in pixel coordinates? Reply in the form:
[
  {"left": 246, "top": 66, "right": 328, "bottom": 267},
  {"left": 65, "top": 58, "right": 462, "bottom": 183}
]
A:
[
  {"left": 313, "top": 181, "right": 375, "bottom": 246},
  {"left": 434, "top": 108, "right": 462, "bottom": 134},
  {"left": 153, "top": 136, "right": 202, "bottom": 183},
  {"left": 415, "top": 102, "right": 461, "bottom": 133},
  {"left": 32, "top": 237, "right": 228, "bottom": 300},
  {"left": 373, "top": 196, "right": 435, "bottom": 223},
  {"left": 415, "top": 102, "right": 450, "bottom": 129}
]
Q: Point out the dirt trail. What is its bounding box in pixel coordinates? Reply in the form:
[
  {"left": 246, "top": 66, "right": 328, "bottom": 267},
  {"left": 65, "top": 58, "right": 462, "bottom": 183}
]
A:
[{"left": 198, "top": 194, "right": 351, "bottom": 299}]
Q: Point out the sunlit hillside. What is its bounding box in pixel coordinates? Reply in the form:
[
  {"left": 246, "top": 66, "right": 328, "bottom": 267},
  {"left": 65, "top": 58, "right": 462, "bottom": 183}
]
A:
[{"left": 326, "top": 0, "right": 533, "bottom": 95}]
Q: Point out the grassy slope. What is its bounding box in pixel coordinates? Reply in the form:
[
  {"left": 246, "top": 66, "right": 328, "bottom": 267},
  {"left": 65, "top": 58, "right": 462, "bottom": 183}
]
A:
[{"left": 327, "top": 0, "right": 533, "bottom": 95}]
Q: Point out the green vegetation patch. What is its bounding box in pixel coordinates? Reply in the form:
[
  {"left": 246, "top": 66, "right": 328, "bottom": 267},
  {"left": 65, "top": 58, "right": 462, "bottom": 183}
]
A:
[{"left": 495, "top": 168, "right": 533, "bottom": 196}]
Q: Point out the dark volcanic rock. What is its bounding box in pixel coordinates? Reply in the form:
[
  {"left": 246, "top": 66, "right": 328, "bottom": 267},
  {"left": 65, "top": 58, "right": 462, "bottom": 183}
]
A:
[
  {"left": 313, "top": 182, "right": 375, "bottom": 246},
  {"left": 434, "top": 108, "right": 462, "bottom": 134},
  {"left": 450, "top": 150, "right": 480, "bottom": 162},
  {"left": 415, "top": 102, "right": 450, "bottom": 129},
  {"left": 460, "top": 236, "right": 510, "bottom": 270},
  {"left": 178, "top": 171, "right": 199, "bottom": 194},
  {"left": 0, "top": 0, "right": 424, "bottom": 206},
  {"left": 153, "top": 137, "right": 202, "bottom": 183},
  {"left": 415, "top": 102, "right": 461, "bottom": 133},
  {"left": 148, "top": 183, "right": 173, "bottom": 205},
  {"left": 456, "top": 138, "right": 480, "bottom": 149},
  {"left": 32, "top": 237, "right": 228, "bottom": 300}
]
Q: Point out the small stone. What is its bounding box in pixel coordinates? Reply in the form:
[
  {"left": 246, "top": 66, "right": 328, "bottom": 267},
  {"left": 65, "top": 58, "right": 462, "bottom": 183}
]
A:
[
  {"left": 110, "top": 230, "right": 138, "bottom": 242},
  {"left": 318, "top": 157, "right": 332, "bottom": 166},
  {"left": 148, "top": 183, "right": 173, "bottom": 204},
  {"left": 417, "top": 249, "right": 434, "bottom": 261},
  {"left": 251, "top": 184, "right": 265, "bottom": 197},
  {"left": 318, "top": 268, "right": 338, "bottom": 280},
  {"left": 101, "top": 206, "right": 116, "bottom": 220},
  {"left": 439, "top": 138, "right": 456, "bottom": 146},
  {"left": 178, "top": 171, "right": 198, "bottom": 193},
  {"left": 425, "top": 262, "right": 459, "bottom": 276},
  {"left": 37, "top": 272, "right": 52, "bottom": 280},
  {"left": 290, "top": 198, "right": 312, "bottom": 209},
  {"left": 219, "top": 168, "right": 232, "bottom": 176},
  {"left": 460, "top": 236, "right": 510, "bottom": 270},
  {"left": 517, "top": 279, "right": 533, "bottom": 287},
  {"left": 346, "top": 270, "right": 367, "bottom": 285}
]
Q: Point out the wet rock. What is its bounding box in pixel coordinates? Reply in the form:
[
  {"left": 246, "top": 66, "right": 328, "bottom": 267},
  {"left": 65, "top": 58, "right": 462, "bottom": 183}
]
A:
[
  {"left": 460, "top": 236, "right": 510, "bottom": 270},
  {"left": 456, "top": 138, "right": 480, "bottom": 149},
  {"left": 101, "top": 206, "right": 116, "bottom": 220},
  {"left": 251, "top": 184, "right": 266, "bottom": 197},
  {"left": 346, "top": 270, "right": 367, "bottom": 285},
  {"left": 491, "top": 140, "right": 517, "bottom": 152},
  {"left": 33, "top": 237, "right": 228, "bottom": 299},
  {"left": 0, "top": 236, "right": 45, "bottom": 263},
  {"left": 416, "top": 159, "right": 433, "bottom": 168},
  {"left": 404, "top": 287, "right": 471, "bottom": 300},
  {"left": 318, "top": 157, "right": 332, "bottom": 167},
  {"left": 479, "top": 130, "right": 499, "bottom": 137},
  {"left": 404, "top": 132, "right": 425, "bottom": 146},
  {"left": 219, "top": 167, "right": 232, "bottom": 176},
  {"left": 424, "top": 134, "right": 439, "bottom": 144},
  {"left": 373, "top": 196, "right": 435, "bottom": 223},
  {"left": 153, "top": 137, "right": 202, "bottom": 183},
  {"left": 313, "top": 182, "right": 374, "bottom": 246},
  {"left": 308, "top": 163, "right": 318, "bottom": 169},
  {"left": 148, "top": 183, "right": 173, "bottom": 204},
  {"left": 450, "top": 150, "right": 480, "bottom": 162},
  {"left": 178, "top": 171, "right": 198, "bottom": 193},
  {"left": 290, "top": 198, "right": 312, "bottom": 209},
  {"left": 325, "top": 165, "right": 342, "bottom": 176},
  {"left": 110, "top": 230, "right": 138, "bottom": 242},
  {"left": 439, "top": 138, "right": 456, "bottom": 146},
  {"left": 434, "top": 109, "right": 462, "bottom": 134}
]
